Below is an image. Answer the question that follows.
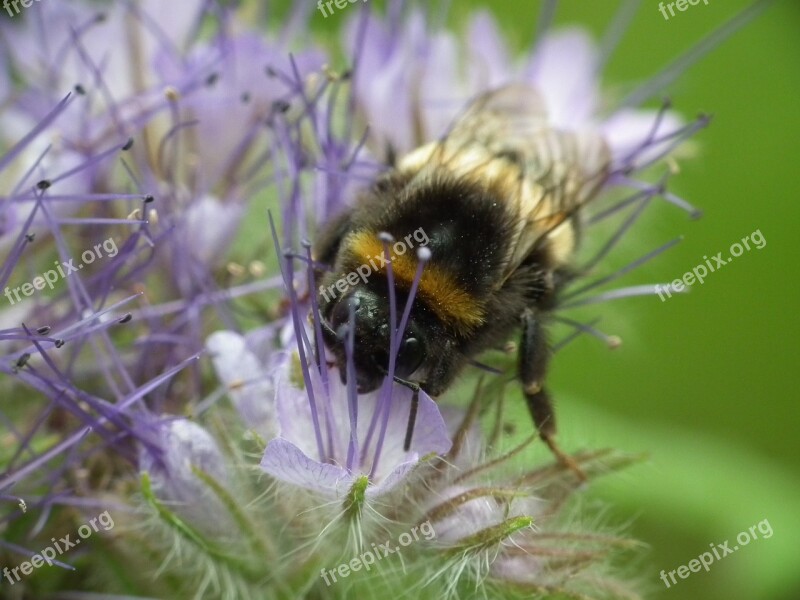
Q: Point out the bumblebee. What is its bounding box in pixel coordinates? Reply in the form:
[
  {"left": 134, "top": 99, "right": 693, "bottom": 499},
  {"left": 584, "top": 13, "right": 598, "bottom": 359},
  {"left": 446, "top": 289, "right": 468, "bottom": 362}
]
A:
[{"left": 313, "top": 85, "right": 611, "bottom": 478}]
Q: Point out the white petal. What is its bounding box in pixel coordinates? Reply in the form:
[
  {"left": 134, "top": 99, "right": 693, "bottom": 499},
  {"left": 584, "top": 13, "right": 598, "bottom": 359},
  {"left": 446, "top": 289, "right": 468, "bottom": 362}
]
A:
[{"left": 206, "top": 330, "right": 278, "bottom": 438}]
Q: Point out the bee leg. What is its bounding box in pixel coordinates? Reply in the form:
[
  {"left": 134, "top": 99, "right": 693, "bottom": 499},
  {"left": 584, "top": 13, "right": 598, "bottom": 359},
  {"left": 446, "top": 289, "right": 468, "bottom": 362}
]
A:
[
  {"left": 527, "top": 387, "right": 587, "bottom": 483},
  {"left": 388, "top": 374, "right": 422, "bottom": 451},
  {"left": 388, "top": 342, "right": 458, "bottom": 451},
  {"left": 404, "top": 387, "right": 420, "bottom": 451},
  {"left": 520, "top": 309, "right": 587, "bottom": 483}
]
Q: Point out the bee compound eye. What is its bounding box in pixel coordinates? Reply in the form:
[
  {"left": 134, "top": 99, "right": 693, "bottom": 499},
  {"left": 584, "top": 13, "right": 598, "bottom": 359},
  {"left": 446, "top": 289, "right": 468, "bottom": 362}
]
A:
[
  {"left": 330, "top": 295, "right": 360, "bottom": 331},
  {"left": 396, "top": 336, "right": 424, "bottom": 378}
]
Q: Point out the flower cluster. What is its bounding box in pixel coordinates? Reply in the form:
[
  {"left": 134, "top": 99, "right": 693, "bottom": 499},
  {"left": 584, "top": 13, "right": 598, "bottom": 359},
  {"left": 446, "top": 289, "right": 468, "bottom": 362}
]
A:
[{"left": 0, "top": 1, "right": 764, "bottom": 598}]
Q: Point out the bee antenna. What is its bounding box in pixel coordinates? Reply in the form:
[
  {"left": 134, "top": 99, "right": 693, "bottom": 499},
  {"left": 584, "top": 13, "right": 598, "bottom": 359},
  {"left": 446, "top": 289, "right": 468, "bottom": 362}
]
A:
[{"left": 465, "top": 358, "right": 504, "bottom": 376}]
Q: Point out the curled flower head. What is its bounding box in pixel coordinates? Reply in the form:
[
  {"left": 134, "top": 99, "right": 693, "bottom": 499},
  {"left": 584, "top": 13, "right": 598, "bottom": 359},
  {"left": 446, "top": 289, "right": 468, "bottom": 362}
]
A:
[
  {"left": 138, "top": 417, "right": 233, "bottom": 533},
  {"left": 0, "top": 1, "right": 322, "bottom": 555}
]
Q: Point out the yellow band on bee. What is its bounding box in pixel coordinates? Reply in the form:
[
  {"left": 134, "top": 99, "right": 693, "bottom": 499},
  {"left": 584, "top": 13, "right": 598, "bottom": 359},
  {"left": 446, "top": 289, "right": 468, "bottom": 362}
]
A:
[{"left": 347, "top": 232, "right": 485, "bottom": 332}]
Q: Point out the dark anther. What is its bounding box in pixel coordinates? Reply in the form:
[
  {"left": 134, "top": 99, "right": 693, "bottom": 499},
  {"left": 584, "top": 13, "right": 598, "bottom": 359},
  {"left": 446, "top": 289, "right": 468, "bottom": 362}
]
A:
[{"left": 272, "top": 99, "right": 290, "bottom": 113}]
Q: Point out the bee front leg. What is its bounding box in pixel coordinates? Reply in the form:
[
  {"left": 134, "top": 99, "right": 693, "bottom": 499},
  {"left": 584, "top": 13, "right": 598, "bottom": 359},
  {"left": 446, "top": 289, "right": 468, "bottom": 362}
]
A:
[
  {"left": 385, "top": 374, "right": 421, "bottom": 452},
  {"left": 391, "top": 341, "right": 461, "bottom": 452},
  {"left": 519, "top": 309, "right": 587, "bottom": 483}
]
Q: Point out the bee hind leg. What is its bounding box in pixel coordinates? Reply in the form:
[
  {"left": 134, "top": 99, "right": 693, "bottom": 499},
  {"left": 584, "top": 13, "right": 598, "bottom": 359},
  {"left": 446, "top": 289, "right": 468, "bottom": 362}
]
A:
[{"left": 519, "top": 309, "right": 587, "bottom": 483}]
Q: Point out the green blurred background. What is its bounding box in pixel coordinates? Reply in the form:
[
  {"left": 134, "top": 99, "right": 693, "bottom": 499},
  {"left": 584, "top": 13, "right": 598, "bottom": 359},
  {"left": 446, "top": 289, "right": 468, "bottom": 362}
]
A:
[{"left": 299, "top": 1, "right": 800, "bottom": 598}]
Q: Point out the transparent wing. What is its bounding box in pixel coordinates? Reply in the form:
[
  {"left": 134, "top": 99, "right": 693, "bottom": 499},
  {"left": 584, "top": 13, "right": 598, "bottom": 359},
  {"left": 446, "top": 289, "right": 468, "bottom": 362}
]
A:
[{"left": 399, "top": 84, "right": 611, "bottom": 284}]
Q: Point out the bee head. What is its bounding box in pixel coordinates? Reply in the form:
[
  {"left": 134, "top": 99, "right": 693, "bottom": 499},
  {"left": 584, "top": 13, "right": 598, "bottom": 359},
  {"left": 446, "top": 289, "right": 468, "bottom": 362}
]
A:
[{"left": 321, "top": 288, "right": 426, "bottom": 393}]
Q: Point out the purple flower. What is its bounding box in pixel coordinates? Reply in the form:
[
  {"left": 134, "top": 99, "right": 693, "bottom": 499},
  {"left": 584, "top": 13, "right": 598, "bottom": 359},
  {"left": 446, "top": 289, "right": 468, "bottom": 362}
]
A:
[
  {"left": 206, "top": 329, "right": 283, "bottom": 440},
  {"left": 346, "top": 9, "right": 697, "bottom": 190},
  {"left": 260, "top": 358, "right": 451, "bottom": 499},
  {"left": 0, "top": 1, "right": 771, "bottom": 598},
  {"left": 207, "top": 323, "right": 452, "bottom": 500},
  {"left": 248, "top": 6, "right": 708, "bottom": 510},
  {"left": 0, "top": 0, "right": 327, "bottom": 515},
  {"left": 138, "top": 417, "right": 233, "bottom": 533}
]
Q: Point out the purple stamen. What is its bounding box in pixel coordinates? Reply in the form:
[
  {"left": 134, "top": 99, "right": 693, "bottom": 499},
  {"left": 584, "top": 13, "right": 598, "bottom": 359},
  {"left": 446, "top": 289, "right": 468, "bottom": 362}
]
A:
[
  {"left": 553, "top": 316, "right": 621, "bottom": 349},
  {"left": 595, "top": 0, "right": 641, "bottom": 75},
  {"left": 580, "top": 190, "right": 656, "bottom": 272},
  {"left": 619, "top": 175, "right": 701, "bottom": 218},
  {"left": 303, "top": 241, "right": 335, "bottom": 459},
  {"left": 47, "top": 138, "right": 132, "bottom": 187},
  {"left": 619, "top": 0, "right": 775, "bottom": 109},
  {"left": 369, "top": 242, "right": 431, "bottom": 477},
  {"left": 0, "top": 93, "right": 73, "bottom": 173},
  {"left": 560, "top": 283, "right": 688, "bottom": 310},
  {"left": 527, "top": 0, "right": 558, "bottom": 79},
  {"left": 268, "top": 213, "right": 325, "bottom": 462},
  {"left": 617, "top": 98, "right": 673, "bottom": 167},
  {"left": 0, "top": 539, "right": 75, "bottom": 572},
  {"left": 587, "top": 185, "right": 661, "bottom": 225},
  {"left": 551, "top": 317, "right": 602, "bottom": 353},
  {"left": 393, "top": 246, "right": 431, "bottom": 355},
  {"left": 8, "top": 144, "right": 52, "bottom": 198},
  {"left": 344, "top": 297, "right": 359, "bottom": 471},
  {"left": 0, "top": 194, "right": 44, "bottom": 291},
  {"left": 562, "top": 237, "right": 683, "bottom": 302},
  {"left": 622, "top": 115, "right": 712, "bottom": 175},
  {"left": 361, "top": 234, "right": 396, "bottom": 472}
]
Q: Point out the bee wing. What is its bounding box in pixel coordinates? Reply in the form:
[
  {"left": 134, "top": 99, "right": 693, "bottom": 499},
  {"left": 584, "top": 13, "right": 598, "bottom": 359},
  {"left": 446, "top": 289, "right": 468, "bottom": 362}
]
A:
[
  {"left": 437, "top": 84, "right": 552, "bottom": 167},
  {"left": 400, "top": 85, "right": 611, "bottom": 286}
]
